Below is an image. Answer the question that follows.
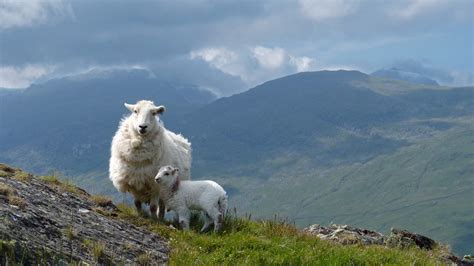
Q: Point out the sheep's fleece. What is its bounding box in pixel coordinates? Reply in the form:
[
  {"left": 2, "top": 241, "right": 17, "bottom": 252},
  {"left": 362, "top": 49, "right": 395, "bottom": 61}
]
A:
[{"left": 109, "top": 100, "right": 192, "bottom": 209}]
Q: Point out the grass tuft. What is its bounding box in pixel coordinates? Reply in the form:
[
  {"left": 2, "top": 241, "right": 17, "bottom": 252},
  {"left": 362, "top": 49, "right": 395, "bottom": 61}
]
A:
[
  {"left": 7, "top": 196, "right": 27, "bottom": 209},
  {"left": 90, "top": 195, "right": 113, "bottom": 207},
  {"left": 63, "top": 226, "right": 77, "bottom": 241},
  {"left": 40, "top": 174, "right": 84, "bottom": 196},
  {"left": 136, "top": 251, "right": 153, "bottom": 265},
  {"left": 13, "top": 172, "right": 31, "bottom": 182},
  {"left": 0, "top": 183, "right": 13, "bottom": 196},
  {"left": 83, "top": 239, "right": 105, "bottom": 262},
  {"left": 40, "top": 174, "right": 61, "bottom": 185},
  {"left": 0, "top": 183, "right": 27, "bottom": 209}
]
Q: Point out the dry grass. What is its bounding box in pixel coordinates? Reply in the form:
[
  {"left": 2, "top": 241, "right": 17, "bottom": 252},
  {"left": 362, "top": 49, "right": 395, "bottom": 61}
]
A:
[
  {"left": 0, "top": 183, "right": 13, "bottom": 196},
  {"left": 13, "top": 172, "right": 31, "bottom": 182},
  {"left": 40, "top": 174, "right": 61, "bottom": 185},
  {"left": 0, "top": 170, "right": 11, "bottom": 177},
  {"left": 0, "top": 183, "right": 27, "bottom": 209},
  {"left": 136, "top": 252, "right": 153, "bottom": 265},
  {"left": 90, "top": 195, "right": 113, "bottom": 207},
  {"left": 40, "top": 174, "right": 85, "bottom": 197},
  {"left": 0, "top": 164, "right": 16, "bottom": 177},
  {"left": 8, "top": 195, "right": 27, "bottom": 209}
]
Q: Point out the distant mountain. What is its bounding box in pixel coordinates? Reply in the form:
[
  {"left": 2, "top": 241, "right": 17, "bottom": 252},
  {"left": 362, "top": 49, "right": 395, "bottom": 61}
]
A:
[
  {"left": 371, "top": 68, "right": 439, "bottom": 86},
  {"left": 179, "top": 71, "right": 470, "bottom": 177},
  {"left": 0, "top": 68, "right": 216, "bottom": 174},
  {"left": 1, "top": 70, "right": 472, "bottom": 255}
]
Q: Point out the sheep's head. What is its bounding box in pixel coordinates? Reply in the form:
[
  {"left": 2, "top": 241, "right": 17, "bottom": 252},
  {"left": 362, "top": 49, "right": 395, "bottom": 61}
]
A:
[
  {"left": 155, "top": 165, "right": 179, "bottom": 185},
  {"left": 124, "top": 100, "right": 165, "bottom": 136}
]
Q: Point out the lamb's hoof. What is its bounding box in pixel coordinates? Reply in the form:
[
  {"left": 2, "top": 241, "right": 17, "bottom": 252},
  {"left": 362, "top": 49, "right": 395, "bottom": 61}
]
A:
[{"left": 200, "top": 226, "right": 211, "bottom": 233}]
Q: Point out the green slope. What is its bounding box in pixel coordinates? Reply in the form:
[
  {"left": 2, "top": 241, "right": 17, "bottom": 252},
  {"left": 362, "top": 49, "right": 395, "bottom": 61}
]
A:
[{"left": 212, "top": 122, "right": 473, "bottom": 255}]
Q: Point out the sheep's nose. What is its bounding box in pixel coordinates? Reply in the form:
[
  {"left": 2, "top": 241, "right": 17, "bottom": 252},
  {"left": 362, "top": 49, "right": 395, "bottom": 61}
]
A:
[
  {"left": 155, "top": 177, "right": 161, "bottom": 183},
  {"left": 139, "top": 125, "right": 148, "bottom": 129}
]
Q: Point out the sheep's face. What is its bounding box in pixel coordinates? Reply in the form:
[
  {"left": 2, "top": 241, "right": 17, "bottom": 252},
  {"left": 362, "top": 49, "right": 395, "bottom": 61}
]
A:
[
  {"left": 124, "top": 100, "right": 165, "bottom": 136},
  {"left": 155, "top": 165, "right": 179, "bottom": 184}
]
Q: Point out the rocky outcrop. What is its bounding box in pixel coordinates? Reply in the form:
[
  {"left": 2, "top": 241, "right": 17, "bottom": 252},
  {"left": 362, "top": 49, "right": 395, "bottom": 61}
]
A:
[
  {"left": 304, "top": 224, "right": 473, "bottom": 266},
  {"left": 0, "top": 164, "right": 169, "bottom": 265},
  {"left": 303, "top": 224, "right": 384, "bottom": 245}
]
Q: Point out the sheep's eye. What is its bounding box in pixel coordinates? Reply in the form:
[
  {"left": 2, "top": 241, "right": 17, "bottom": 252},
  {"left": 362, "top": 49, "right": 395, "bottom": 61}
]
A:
[
  {"left": 134, "top": 110, "right": 138, "bottom": 114},
  {"left": 164, "top": 173, "right": 169, "bottom": 176}
]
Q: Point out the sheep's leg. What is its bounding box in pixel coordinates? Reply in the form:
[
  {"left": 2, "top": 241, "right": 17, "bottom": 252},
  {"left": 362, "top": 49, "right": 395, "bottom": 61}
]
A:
[
  {"left": 200, "top": 212, "right": 213, "bottom": 233},
  {"left": 134, "top": 199, "right": 142, "bottom": 213},
  {"left": 150, "top": 203, "right": 158, "bottom": 220},
  {"left": 158, "top": 199, "right": 166, "bottom": 221}
]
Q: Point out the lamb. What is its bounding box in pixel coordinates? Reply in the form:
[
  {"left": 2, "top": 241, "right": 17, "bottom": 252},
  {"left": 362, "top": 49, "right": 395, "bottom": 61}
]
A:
[
  {"left": 109, "top": 100, "right": 191, "bottom": 220},
  {"left": 154, "top": 165, "right": 228, "bottom": 232}
]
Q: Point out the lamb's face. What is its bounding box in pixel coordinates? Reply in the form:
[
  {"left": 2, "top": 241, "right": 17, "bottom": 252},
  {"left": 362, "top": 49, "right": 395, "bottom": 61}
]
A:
[
  {"left": 155, "top": 165, "right": 179, "bottom": 185},
  {"left": 124, "top": 100, "right": 165, "bottom": 136}
]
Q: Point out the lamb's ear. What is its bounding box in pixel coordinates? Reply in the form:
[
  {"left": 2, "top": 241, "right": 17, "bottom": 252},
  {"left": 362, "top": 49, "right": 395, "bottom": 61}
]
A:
[
  {"left": 172, "top": 168, "right": 179, "bottom": 175},
  {"left": 153, "top": 105, "right": 166, "bottom": 116},
  {"left": 124, "top": 103, "right": 135, "bottom": 112}
]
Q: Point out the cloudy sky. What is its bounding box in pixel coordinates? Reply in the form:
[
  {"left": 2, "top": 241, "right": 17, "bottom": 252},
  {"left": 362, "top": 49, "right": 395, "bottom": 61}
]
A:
[{"left": 0, "top": 0, "right": 472, "bottom": 95}]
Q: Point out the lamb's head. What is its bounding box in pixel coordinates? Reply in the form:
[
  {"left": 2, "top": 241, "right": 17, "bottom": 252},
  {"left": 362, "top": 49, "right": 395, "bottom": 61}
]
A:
[
  {"left": 124, "top": 100, "right": 165, "bottom": 136},
  {"left": 155, "top": 165, "right": 179, "bottom": 185}
]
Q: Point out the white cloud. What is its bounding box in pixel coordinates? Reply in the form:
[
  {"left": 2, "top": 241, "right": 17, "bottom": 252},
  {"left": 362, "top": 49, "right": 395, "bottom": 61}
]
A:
[
  {"left": 252, "top": 46, "right": 286, "bottom": 70},
  {"left": 0, "top": 64, "right": 55, "bottom": 88},
  {"left": 0, "top": 0, "right": 74, "bottom": 30},
  {"left": 389, "top": 0, "right": 470, "bottom": 21},
  {"left": 299, "top": 0, "right": 360, "bottom": 22},
  {"left": 190, "top": 46, "right": 316, "bottom": 86},
  {"left": 290, "top": 56, "right": 314, "bottom": 72},
  {"left": 190, "top": 47, "right": 247, "bottom": 79}
]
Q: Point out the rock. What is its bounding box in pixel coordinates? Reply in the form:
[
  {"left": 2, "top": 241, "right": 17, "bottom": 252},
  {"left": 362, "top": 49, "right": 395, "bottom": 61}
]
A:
[
  {"left": 0, "top": 167, "right": 169, "bottom": 265},
  {"left": 303, "top": 224, "right": 384, "bottom": 245},
  {"left": 462, "top": 255, "right": 474, "bottom": 265},
  {"left": 304, "top": 223, "right": 467, "bottom": 265},
  {"left": 386, "top": 228, "right": 436, "bottom": 250}
]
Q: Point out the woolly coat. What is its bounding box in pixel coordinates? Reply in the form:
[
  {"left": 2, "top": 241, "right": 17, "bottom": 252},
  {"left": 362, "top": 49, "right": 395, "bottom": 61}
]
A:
[{"left": 109, "top": 115, "right": 191, "bottom": 204}]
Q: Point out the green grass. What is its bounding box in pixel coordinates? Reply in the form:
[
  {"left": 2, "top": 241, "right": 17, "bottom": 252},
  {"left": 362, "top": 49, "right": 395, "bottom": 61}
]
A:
[
  {"left": 40, "top": 174, "right": 82, "bottom": 195},
  {"left": 82, "top": 239, "right": 106, "bottom": 262},
  {"left": 112, "top": 204, "right": 443, "bottom": 265}
]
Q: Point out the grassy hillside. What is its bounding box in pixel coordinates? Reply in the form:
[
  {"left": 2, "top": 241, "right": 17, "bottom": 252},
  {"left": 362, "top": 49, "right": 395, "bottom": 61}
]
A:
[
  {"left": 116, "top": 205, "right": 449, "bottom": 265},
  {"left": 2, "top": 165, "right": 452, "bottom": 265},
  {"left": 211, "top": 121, "right": 473, "bottom": 255}
]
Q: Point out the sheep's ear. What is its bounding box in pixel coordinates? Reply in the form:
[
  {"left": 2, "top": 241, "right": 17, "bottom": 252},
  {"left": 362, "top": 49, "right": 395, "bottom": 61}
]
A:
[
  {"left": 153, "top": 105, "right": 165, "bottom": 115},
  {"left": 124, "top": 103, "right": 135, "bottom": 112}
]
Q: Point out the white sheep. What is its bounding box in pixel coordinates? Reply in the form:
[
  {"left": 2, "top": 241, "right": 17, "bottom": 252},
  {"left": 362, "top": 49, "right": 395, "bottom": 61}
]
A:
[
  {"left": 154, "top": 165, "right": 228, "bottom": 232},
  {"left": 109, "top": 100, "right": 192, "bottom": 219}
]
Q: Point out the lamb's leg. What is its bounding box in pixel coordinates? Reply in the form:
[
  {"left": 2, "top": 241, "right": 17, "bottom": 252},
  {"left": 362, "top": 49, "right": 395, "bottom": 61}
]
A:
[
  {"left": 177, "top": 209, "right": 191, "bottom": 231},
  {"left": 158, "top": 199, "right": 166, "bottom": 221},
  {"left": 200, "top": 212, "right": 213, "bottom": 233},
  {"left": 209, "top": 208, "right": 223, "bottom": 232}
]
